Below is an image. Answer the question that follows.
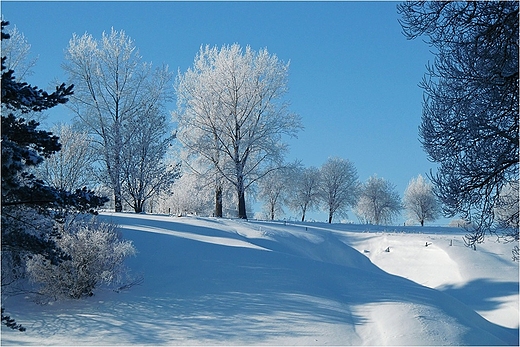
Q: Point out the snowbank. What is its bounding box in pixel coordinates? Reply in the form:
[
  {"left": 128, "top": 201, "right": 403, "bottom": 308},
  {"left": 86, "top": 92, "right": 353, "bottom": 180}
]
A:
[{"left": 2, "top": 213, "right": 518, "bottom": 345}]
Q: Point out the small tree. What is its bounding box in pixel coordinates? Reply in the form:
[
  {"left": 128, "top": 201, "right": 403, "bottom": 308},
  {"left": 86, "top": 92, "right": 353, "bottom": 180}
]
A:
[
  {"left": 318, "top": 157, "right": 360, "bottom": 223},
  {"left": 403, "top": 174, "right": 441, "bottom": 226},
  {"left": 168, "top": 172, "right": 212, "bottom": 216},
  {"left": 164, "top": 153, "right": 236, "bottom": 217},
  {"left": 356, "top": 175, "right": 402, "bottom": 225},
  {"left": 287, "top": 166, "right": 321, "bottom": 222},
  {"left": 121, "top": 111, "right": 179, "bottom": 213},
  {"left": 35, "top": 123, "right": 96, "bottom": 192},
  {"left": 258, "top": 167, "right": 293, "bottom": 221}
]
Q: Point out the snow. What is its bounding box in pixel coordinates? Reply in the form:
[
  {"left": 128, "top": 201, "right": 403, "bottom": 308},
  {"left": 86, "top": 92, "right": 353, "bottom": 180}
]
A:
[{"left": 2, "top": 212, "right": 518, "bottom": 345}]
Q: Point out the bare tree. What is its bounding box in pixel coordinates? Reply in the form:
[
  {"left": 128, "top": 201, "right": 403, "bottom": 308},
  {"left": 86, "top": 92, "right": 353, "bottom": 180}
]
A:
[
  {"left": 403, "top": 174, "right": 441, "bottom": 226},
  {"left": 288, "top": 166, "right": 321, "bottom": 222},
  {"left": 121, "top": 107, "right": 179, "bottom": 213},
  {"left": 175, "top": 44, "right": 302, "bottom": 219},
  {"left": 355, "top": 175, "right": 401, "bottom": 225},
  {"left": 1, "top": 25, "right": 37, "bottom": 81},
  {"left": 398, "top": 1, "right": 518, "bottom": 248},
  {"left": 34, "top": 123, "right": 96, "bottom": 192},
  {"left": 63, "top": 28, "right": 173, "bottom": 212},
  {"left": 318, "top": 157, "right": 360, "bottom": 223},
  {"left": 1, "top": 25, "right": 42, "bottom": 124},
  {"left": 258, "top": 167, "right": 293, "bottom": 221}
]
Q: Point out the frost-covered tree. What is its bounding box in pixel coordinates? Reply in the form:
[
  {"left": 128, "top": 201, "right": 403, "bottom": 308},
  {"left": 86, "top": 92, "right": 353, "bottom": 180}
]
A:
[
  {"left": 356, "top": 175, "right": 402, "bottom": 225},
  {"left": 121, "top": 109, "right": 179, "bottom": 213},
  {"left": 258, "top": 167, "right": 293, "bottom": 221},
  {"left": 175, "top": 44, "right": 302, "bottom": 219},
  {"left": 1, "top": 25, "right": 37, "bottom": 81},
  {"left": 288, "top": 166, "right": 321, "bottom": 222},
  {"left": 167, "top": 171, "right": 213, "bottom": 216},
  {"left": 172, "top": 129, "right": 226, "bottom": 217},
  {"left": 398, "top": 1, "right": 519, "bottom": 248},
  {"left": 403, "top": 174, "right": 441, "bottom": 226},
  {"left": 64, "top": 28, "right": 173, "bottom": 213},
  {"left": 318, "top": 157, "right": 360, "bottom": 223},
  {"left": 156, "top": 154, "right": 234, "bottom": 217},
  {"left": 1, "top": 25, "right": 41, "bottom": 125},
  {"left": 34, "top": 123, "right": 96, "bottom": 192}
]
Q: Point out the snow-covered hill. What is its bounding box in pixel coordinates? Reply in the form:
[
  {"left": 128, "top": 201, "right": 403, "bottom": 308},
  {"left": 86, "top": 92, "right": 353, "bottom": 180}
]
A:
[{"left": 2, "top": 212, "right": 518, "bottom": 345}]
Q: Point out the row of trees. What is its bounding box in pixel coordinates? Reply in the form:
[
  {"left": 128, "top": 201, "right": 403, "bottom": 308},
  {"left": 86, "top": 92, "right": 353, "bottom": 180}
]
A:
[
  {"left": 258, "top": 159, "right": 440, "bottom": 225},
  {"left": 5, "top": 25, "right": 299, "bottom": 220},
  {"left": 160, "top": 156, "right": 441, "bottom": 226},
  {"left": 7, "top": 24, "right": 498, "bottom": 231},
  {"left": 57, "top": 2, "right": 520, "bottom": 256},
  {"left": 4, "top": 0, "right": 518, "bottom": 254}
]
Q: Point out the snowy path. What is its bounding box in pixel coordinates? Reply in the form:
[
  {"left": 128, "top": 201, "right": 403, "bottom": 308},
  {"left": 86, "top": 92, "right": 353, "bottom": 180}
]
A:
[{"left": 2, "top": 213, "right": 518, "bottom": 345}]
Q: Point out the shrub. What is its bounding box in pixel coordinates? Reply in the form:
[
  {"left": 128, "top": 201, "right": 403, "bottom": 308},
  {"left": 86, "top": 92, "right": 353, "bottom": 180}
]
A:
[{"left": 26, "top": 220, "right": 136, "bottom": 300}]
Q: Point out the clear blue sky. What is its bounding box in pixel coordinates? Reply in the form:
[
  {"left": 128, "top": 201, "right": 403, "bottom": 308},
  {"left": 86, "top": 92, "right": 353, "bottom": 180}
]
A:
[{"left": 2, "top": 1, "right": 443, "bottom": 224}]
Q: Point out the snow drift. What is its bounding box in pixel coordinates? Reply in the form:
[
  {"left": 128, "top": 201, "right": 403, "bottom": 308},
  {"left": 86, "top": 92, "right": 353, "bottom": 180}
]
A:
[{"left": 2, "top": 212, "right": 518, "bottom": 345}]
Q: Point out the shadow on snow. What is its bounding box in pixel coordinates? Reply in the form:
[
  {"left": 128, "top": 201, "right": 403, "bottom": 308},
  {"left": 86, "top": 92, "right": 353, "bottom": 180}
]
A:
[{"left": 3, "top": 213, "right": 518, "bottom": 345}]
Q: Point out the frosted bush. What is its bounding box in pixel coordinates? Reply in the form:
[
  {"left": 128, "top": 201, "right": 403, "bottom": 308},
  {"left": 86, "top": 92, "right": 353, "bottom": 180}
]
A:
[{"left": 26, "top": 221, "right": 136, "bottom": 300}]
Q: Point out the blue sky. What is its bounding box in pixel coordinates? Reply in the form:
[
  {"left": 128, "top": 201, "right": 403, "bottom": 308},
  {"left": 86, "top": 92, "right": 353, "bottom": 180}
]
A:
[{"left": 2, "top": 1, "right": 442, "bottom": 224}]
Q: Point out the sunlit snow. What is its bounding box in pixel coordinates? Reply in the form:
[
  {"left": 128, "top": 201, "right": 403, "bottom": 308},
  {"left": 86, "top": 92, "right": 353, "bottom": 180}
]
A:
[{"left": 2, "top": 212, "right": 518, "bottom": 345}]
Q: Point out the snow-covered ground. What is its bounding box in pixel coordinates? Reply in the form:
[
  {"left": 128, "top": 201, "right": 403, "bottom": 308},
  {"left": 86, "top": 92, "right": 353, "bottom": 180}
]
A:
[{"left": 2, "top": 212, "right": 518, "bottom": 345}]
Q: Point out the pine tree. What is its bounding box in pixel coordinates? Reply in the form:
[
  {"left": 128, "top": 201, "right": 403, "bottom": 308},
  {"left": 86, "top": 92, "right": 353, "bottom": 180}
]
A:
[{"left": 1, "top": 21, "right": 108, "bottom": 330}]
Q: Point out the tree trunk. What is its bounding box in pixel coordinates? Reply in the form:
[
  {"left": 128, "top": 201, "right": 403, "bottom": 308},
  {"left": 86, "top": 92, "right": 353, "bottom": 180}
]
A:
[
  {"left": 328, "top": 210, "right": 333, "bottom": 224},
  {"left": 215, "top": 185, "right": 223, "bottom": 218},
  {"left": 236, "top": 172, "right": 247, "bottom": 219},
  {"left": 238, "top": 190, "right": 247, "bottom": 219},
  {"left": 113, "top": 119, "right": 123, "bottom": 213},
  {"left": 420, "top": 219, "right": 424, "bottom": 227},
  {"left": 214, "top": 136, "right": 223, "bottom": 218},
  {"left": 114, "top": 191, "right": 123, "bottom": 212},
  {"left": 270, "top": 204, "right": 275, "bottom": 221},
  {"left": 134, "top": 199, "right": 144, "bottom": 213}
]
